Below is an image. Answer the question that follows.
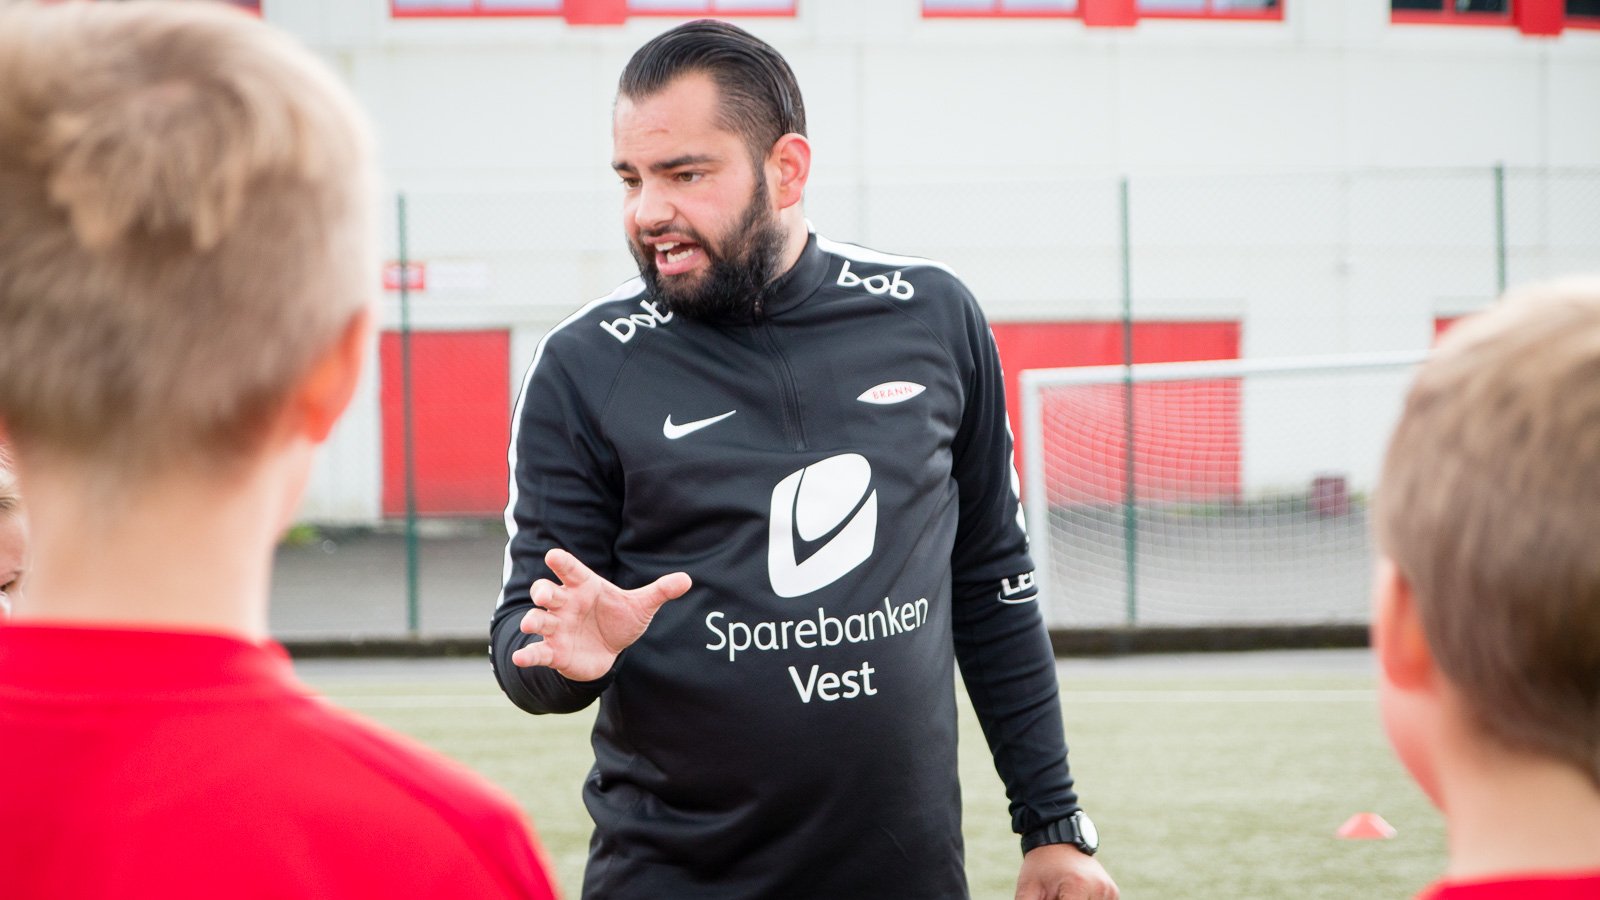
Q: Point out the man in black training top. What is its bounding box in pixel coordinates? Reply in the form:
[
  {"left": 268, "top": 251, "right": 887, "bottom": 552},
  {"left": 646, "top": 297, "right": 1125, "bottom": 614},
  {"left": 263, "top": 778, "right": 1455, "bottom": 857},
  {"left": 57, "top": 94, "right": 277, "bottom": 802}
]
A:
[{"left": 491, "top": 20, "right": 1119, "bottom": 900}]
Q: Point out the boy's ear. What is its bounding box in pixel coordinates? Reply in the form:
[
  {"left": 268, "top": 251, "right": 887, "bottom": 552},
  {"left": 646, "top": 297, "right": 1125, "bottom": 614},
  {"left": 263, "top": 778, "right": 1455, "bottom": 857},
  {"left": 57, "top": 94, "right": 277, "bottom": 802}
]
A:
[
  {"left": 1373, "top": 557, "right": 1435, "bottom": 692},
  {"left": 291, "top": 306, "right": 372, "bottom": 444},
  {"left": 767, "top": 133, "right": 810, "bottom": 212}
]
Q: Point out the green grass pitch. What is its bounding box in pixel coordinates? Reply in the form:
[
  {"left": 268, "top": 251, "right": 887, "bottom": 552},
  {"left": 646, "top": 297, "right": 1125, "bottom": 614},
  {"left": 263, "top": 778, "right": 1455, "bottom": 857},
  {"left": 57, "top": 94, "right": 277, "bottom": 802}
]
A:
[{"left": 303, "top": 661, "right": 1444, "bottom": 899}]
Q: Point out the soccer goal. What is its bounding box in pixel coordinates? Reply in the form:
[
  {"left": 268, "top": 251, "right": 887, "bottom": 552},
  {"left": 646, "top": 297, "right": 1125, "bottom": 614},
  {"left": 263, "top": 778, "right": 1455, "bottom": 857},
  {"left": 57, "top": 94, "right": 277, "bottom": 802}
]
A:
[{"left": 1019, "top": 350, "right": 1427, "bottom": 629}]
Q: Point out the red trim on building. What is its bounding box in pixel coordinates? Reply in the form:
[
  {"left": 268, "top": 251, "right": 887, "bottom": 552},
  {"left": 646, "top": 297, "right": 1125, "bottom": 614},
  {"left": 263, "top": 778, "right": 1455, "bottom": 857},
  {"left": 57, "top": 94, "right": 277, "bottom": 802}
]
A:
[
  {"left": 1514, "top": 0, "right": 1564, "bottom": 33},
  {"left": 565, "top": 0, "right": 626, "bottom": 24},
  {"left": 1083, "top": 0, "right": 1137, "bottom": 27}
]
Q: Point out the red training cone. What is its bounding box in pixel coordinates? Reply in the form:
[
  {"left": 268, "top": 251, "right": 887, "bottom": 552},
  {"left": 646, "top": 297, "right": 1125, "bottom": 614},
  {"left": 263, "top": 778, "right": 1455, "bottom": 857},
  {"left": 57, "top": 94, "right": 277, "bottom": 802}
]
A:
[{"left": 1337, "top": 812, "right": 1397, "bottom": 840}]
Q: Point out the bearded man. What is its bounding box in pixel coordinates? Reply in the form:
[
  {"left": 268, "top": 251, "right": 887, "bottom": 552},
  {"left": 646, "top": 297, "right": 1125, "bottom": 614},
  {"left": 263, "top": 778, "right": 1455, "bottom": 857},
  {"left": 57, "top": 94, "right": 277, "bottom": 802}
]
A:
[{"left": 490, "top": 19, "right": 1118, "bottom": 900}]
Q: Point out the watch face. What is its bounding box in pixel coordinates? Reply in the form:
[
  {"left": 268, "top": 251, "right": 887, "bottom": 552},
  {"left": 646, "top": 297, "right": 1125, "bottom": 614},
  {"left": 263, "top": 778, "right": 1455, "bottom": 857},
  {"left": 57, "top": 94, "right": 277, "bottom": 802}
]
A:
[{"left": 1074, "top": 811, "right": 1099, "bottom": 851}]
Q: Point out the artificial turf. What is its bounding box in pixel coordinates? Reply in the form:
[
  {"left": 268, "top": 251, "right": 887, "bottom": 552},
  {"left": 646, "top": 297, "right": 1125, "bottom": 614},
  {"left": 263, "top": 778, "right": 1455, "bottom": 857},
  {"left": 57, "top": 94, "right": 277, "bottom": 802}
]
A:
[{"left": 303, "top": 660, "right": 1443, "bottom": 899}]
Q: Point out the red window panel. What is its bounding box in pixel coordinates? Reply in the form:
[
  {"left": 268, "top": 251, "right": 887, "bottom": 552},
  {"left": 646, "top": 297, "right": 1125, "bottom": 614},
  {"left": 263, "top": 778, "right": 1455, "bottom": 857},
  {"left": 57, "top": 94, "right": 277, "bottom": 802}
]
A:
[
  {"left": 627, "top": 0, "right": 796, "bottom": 15},
  {"left": 1391, "top": 0, "right": 1514, "bottom": 27},
  {"left": 380, "top": 330, "right": 512, "bottom": 517},
  {"left": 390, "top": 0, "right": 793, "bottom": 16},
  {"left": 1138, "top": 0, "right": 1282, "bottom": 20},
  {"left": 1392, "top": 0, "right": 1583, "bottom": 33},
  {"left": 991, "top": 321, "right": 1241, "bottom": 505},
  {"left": 1569, "top": 0, "right": 1600, "bottom": 27},
  {"left": 391, "top": 0, "right": 561, "bottom": 18},
  {"left": 922, "top": 0, "right": 1082, "bottom": 19}
]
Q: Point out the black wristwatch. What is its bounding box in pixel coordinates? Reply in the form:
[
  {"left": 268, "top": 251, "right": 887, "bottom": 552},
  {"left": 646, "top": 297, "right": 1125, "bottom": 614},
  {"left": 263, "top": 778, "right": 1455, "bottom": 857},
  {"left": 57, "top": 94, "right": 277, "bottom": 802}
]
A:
[{"left": 1021, "top": 809, "right": 1099, "bottom": 857}]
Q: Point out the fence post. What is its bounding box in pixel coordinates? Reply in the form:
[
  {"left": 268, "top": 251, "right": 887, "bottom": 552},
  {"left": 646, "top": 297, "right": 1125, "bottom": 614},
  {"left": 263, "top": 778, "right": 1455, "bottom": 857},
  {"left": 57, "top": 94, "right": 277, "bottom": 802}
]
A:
[
  {"left": 398, "top": 193, "right": 420, "bottom": 637},
  {"left": 1494, "top": 162, "right": 1508, "bottom": 297},
  {"left": 1119, "top": 176, "right": 1138, "bottom": 629}
]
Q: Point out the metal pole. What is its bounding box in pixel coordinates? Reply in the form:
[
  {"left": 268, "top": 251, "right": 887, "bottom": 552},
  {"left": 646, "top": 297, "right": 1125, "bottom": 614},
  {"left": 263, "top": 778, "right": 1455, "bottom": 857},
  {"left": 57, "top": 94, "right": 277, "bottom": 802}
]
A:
[
  {"left": 398, "top": 193, "right": 420, "bottom": 637},
  {"left": 1493, "top": 162, "right": 1508, "bottom": 297},
  {"left": 1119, "top": 177, "right": 1137, "bottom": 629}
]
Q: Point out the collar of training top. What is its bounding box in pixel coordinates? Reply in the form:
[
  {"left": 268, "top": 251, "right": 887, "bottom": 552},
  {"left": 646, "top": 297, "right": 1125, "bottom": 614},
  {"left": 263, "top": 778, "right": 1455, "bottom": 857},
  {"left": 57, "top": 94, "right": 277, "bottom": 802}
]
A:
[{"left": 755, "top": 231, "right": 830, "bottom": 320}]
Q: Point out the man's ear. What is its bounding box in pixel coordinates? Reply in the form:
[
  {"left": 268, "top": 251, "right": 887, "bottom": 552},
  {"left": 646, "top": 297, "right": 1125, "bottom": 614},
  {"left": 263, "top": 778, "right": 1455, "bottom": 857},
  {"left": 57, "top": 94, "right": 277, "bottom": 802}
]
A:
[
  {"left": 1372, "top": 557, "right": 1435, "bottom": 692},
  {"left": 291, "top": 306, "right": 373, "bottom": 444},
  {"left": 768, "top": 133, "right": 810, "bottom": 212}
]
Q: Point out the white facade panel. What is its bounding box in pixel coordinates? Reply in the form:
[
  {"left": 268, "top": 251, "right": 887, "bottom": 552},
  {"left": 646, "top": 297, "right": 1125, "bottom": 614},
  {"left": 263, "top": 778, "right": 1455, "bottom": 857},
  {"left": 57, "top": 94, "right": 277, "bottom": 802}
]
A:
[{"left": 254, "top": 0, "right": 1600, "bottom": 521}]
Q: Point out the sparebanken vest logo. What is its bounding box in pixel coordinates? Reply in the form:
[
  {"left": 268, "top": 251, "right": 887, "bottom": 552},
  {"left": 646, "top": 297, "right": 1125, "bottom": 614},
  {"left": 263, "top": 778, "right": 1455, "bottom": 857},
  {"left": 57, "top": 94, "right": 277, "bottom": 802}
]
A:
[{"left": 768, "top": 453, "right": 877, "bottom": 598}]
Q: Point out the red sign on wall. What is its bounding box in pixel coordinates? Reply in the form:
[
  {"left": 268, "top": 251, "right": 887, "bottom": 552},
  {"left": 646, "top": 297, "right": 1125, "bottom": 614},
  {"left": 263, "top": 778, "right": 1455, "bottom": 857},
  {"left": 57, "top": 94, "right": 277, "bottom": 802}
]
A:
[{"left": 382, "top": 261, "right": 426, "bottom": 292}]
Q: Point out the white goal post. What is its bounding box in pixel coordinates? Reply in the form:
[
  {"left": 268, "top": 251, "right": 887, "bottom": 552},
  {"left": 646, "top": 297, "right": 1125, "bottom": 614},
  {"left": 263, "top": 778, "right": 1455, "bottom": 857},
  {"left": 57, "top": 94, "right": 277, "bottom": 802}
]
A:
[{"left": 1019, "top": 350, "right": 1428, "bottom": 629}]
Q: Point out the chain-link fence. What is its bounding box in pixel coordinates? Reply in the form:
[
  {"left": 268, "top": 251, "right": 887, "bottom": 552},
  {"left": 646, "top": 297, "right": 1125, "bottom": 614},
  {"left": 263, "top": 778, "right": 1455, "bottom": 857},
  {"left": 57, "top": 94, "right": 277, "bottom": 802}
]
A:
[{"left": 272, "top": 165, "right": 1600, "bottom": 643}]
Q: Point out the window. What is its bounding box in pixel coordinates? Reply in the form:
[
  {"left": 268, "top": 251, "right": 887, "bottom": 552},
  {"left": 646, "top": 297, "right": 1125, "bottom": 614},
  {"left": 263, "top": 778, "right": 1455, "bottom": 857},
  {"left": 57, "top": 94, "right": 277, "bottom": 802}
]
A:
[
  {"left": 1571, "top": 0, "right": 1600, "bottom": 26},
  {"left": 1391, "top": 0, "right": 1513, "bottom": 26},
  {"left": 627, "top": 0, "right": 795, "bottom": 15},
  {"left": 922, "top": 0, "right": 1286, "bottom": 20},
  {"left": 922, "top": 0, "right": 1080, "bottom": 18},
  {"left": 1138, "top": 0, "right": 1281, "bottom": 19},
  {"left": 391, "top": 0, "right": 793, "bottom": 18},
  {"left": 391, "top": 0, "right": 561, "bottom": 16}
]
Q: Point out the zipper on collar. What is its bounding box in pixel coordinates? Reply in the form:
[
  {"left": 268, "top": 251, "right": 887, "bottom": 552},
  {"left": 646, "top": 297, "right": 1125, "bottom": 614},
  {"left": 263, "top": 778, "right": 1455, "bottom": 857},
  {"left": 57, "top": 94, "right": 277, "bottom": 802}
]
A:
[{"left": 755, "top": 321, "right": 805, "bottom": 451}]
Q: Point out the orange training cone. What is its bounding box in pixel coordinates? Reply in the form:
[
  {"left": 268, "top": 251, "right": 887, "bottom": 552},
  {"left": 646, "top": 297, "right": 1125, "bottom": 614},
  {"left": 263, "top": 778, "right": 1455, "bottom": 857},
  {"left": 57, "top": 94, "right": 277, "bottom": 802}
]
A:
[{"left": 1337, "top": 812, "right": 1397, "bottom": 840}]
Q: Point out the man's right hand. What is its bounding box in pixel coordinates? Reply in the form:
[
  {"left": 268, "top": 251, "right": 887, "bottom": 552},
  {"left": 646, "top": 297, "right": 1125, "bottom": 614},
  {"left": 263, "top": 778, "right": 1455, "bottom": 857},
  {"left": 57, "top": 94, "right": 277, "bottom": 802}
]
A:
[{"left": 510, "top": 548, "right": 691, "bottom": 682}]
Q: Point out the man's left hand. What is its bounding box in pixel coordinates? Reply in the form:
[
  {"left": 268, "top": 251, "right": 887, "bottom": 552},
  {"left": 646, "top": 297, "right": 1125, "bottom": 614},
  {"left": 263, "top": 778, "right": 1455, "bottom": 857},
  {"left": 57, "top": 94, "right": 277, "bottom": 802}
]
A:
[{"left": 1014, "top": 844, "right": 1119, "bottom": 900}]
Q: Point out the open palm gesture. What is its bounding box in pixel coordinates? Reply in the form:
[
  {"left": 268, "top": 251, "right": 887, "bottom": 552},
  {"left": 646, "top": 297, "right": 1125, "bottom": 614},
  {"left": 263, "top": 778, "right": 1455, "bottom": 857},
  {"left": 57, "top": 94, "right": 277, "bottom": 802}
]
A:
[{"left": 511, "top": 548, "right": 691, "bottom": 682}]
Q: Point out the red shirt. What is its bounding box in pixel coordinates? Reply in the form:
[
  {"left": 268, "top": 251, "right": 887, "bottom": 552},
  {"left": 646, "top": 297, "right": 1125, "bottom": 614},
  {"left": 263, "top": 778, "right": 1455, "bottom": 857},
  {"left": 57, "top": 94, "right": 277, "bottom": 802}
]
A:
[
  {"left": 1419, "top": 872, "right": 1600, "bottom": 899},
  {"left": 0, "top": 625, "right": 559, "bottom": 899}
]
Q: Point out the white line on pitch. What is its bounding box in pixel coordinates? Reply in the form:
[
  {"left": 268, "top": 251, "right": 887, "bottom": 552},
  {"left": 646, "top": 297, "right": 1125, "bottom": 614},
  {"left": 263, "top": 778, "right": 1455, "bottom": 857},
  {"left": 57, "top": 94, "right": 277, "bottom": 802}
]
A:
[
  {"left": 312, "top": 694, "right": 510, "bottom": 709},
  {"left": 314, "top": 689, "right": 1375, "bottom": 709},
  {"left": 1065, "top": 689, "right": 1372, "bottom": 703}
]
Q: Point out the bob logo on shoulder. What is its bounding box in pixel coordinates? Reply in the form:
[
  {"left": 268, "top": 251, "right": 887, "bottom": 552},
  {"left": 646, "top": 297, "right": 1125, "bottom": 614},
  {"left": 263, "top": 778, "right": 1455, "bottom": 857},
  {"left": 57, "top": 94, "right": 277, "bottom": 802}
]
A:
[
  {"left": 837, "top": 260, "right": 914, "bottom": 300},
  {"left": 600, "top": 299, "right": 673, "bottom": 344}
]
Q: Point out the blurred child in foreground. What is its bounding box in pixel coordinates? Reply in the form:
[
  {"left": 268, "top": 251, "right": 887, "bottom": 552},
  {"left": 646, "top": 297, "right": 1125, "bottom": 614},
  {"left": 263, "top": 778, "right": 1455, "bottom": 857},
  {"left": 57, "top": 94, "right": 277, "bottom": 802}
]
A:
[
  {"left": 0, "top": 3, "right": 558, "bottom": 896},
  {"left": 1372, "top": 277, "right": 1600, "bottom": 899}
]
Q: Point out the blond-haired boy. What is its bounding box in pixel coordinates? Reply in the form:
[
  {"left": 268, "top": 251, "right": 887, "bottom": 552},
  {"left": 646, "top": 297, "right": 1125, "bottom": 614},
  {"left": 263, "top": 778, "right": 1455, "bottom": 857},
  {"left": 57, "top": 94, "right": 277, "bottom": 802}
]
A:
[
  {"left": 0, "top": 3, "right": 557, "bottom": 896},
  {"left": 1373, "top": 278, "right": 1600, "bottom": 899}
]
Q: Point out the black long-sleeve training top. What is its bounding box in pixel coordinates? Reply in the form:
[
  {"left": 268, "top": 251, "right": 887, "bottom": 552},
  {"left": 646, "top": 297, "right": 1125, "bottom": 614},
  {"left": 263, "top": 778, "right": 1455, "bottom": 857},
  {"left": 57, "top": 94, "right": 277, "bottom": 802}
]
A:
[{"left": 490, "top": 232, "right": 1080, "bottom": 900}]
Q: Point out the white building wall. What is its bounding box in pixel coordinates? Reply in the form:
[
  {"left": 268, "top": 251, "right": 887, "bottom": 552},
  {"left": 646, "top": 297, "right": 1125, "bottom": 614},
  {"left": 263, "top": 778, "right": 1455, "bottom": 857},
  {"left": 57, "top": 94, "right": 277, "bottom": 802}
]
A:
[{"left": 268, "top": 0, "right": 1600, "bottom": 521}]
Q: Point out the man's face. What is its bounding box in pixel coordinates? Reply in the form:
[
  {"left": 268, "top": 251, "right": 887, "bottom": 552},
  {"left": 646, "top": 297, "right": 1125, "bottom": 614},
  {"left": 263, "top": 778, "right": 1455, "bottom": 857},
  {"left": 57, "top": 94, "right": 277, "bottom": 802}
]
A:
[{"left": 613, "top": 73, "right": 785, "bottom": 320}]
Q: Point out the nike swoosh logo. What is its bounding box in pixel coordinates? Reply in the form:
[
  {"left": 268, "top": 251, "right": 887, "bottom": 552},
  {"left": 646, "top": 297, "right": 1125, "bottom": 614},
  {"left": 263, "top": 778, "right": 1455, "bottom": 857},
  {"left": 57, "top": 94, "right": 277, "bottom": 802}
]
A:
[{"left": 663, "top": 410, "right": 736, "bottom": 440}]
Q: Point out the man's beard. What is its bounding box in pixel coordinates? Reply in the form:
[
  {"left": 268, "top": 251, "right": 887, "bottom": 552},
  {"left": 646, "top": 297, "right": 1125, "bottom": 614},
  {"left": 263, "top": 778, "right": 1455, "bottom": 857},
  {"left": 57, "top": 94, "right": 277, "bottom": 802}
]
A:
[{"left": 629, "top": 180, "right": 787, "bottom": 322}]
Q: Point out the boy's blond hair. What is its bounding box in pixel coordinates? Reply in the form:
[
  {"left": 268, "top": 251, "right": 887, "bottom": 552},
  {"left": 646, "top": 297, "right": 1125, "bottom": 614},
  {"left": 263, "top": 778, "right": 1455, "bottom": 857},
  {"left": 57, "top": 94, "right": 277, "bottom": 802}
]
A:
[
  {"left": 1375, "top": 277, "right": 1600, "bottom": 786},
  {"left": 0, "top": 1, "right": 375, "bottom": 477}
]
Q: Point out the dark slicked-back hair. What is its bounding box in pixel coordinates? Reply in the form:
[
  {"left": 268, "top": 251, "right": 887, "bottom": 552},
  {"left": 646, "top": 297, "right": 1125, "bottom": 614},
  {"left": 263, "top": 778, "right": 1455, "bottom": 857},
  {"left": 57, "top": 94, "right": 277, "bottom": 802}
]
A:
[{"left": 619, "top": 19, "right": 806, "bottom": 164}]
